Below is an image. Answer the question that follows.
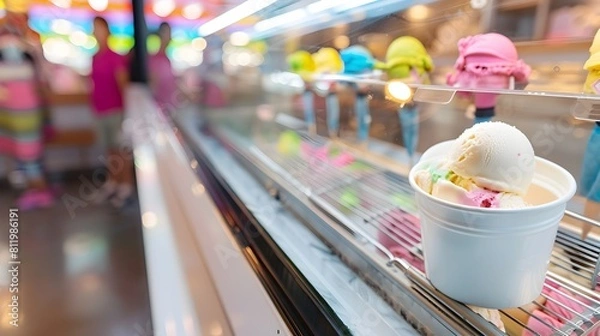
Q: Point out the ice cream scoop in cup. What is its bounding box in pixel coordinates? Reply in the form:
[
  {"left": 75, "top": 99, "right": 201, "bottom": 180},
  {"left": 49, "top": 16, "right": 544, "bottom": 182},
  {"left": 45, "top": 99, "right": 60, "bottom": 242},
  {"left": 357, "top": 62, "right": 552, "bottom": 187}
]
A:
[{"left": 409, "top": 122, "right": 576, "bottom": 308}]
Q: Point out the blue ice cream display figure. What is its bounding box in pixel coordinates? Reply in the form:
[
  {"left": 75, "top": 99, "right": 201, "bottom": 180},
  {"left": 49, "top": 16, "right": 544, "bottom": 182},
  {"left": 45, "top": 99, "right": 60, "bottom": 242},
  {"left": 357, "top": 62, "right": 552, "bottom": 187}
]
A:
[
  {"left": 312, "top": 48, "right": 344, "bottom": 138},
  {"left": 375, "top": 36, "right": 434, "bottom": 166},
  {"left": 287, "top": 50, "right": 317, "bottom": 133},
  {"left": 340, "top": 45, "right": 376, "bottom": 144},
  {"left": 579, "top": 29, "right": 600, "bottom": 239}
]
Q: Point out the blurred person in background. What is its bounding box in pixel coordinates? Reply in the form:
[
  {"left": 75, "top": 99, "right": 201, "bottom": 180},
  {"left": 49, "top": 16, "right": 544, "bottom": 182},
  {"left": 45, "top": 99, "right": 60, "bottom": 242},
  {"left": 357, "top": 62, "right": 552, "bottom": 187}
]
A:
[
  {"left": 149, "top": 22, "right": 178, "bottom": 113},
  {"left": 0, "top": 10, "right": 54, "bottom": 210},
  {"left": 90, "top": 16, "right": 134, "bottom": 208}
]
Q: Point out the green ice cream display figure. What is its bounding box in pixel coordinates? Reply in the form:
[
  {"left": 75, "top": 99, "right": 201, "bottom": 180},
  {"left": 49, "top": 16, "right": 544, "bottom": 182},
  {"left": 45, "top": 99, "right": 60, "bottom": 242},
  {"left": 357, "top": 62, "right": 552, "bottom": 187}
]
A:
[
  {"left": 287, "top": 51, "right": 317, "bottom": 133},
  {"left": 375, "top": 36, "right": 434, "bottom": 166}
]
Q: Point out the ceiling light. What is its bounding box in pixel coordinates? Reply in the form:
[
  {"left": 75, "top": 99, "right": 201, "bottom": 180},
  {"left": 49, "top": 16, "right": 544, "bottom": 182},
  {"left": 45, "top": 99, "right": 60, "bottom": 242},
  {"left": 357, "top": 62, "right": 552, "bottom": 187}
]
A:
[
  {"left": 406, "top": 5, "right": 430, "bottom": 21},
  {"left": 230, "top": 31, "right": 250, "bottom": 46},
  {"left": 191, "top": 37, "right": 207, "bottom": 51},
  {"left": 51, "top": 19, "right": 73, "bottom": 35},
  {"left": 334, "top": 0, "right": 376, "bottom": 12},
  {"left": 88, "top": 0, "right": 108, "bottom": 11},
  {"left": 333, "top": 35, "right": 350, "bottom": 49},
  {"left": 470, "top": 0, "right": 488, "bottom": 9},
  {"left": 255, "top": 0, "right": 375, "bottom": 34},
  {"left": 254, "top": 8, "right": 307, "bottom": 32},
  {"left": 306, "top": 0, "right": 343, "bottom": 13},
  {"left": 84, "top": 36, "right": 97, "bottom": 49},
  {"left": 183, "top": 3, "right": 204, "bottom": 20},
  {"left": 198, "top": 0, "right": 277, "bottom": 37},
  {"left": 69, "top": 31, "right": 88, "bottom": 46},
  {"left": 51, "top": 0, "right": 71, "bottom": 9},
  {"left": 153, "top": 0, "right": 176, "bottom": 18}
]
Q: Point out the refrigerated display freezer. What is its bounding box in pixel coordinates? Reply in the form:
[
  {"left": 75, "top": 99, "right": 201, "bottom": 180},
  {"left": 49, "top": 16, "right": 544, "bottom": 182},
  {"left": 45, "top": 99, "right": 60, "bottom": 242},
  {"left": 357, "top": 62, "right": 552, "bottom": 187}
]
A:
[{"left": 132, "top": 85, "right": 600, "bottom": 335}]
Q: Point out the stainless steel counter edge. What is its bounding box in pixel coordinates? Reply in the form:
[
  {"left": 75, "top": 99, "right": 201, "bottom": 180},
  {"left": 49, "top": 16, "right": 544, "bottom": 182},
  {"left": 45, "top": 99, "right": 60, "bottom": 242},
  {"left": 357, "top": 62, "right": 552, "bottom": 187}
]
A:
[{"left": 125, "top": 85, "right": 291, "bottom": 336}]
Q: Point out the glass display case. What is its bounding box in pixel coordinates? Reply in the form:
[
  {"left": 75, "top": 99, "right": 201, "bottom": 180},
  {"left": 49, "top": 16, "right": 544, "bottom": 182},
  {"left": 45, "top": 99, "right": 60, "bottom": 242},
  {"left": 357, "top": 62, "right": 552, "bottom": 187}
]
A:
[{"left": 140, "top": 0, "right": 600, "bottom": 335}]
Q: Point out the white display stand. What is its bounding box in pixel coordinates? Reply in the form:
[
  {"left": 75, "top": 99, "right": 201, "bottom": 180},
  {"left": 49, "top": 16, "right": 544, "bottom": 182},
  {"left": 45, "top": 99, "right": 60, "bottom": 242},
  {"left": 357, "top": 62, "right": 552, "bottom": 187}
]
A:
[{"left": 126, "top": 85, "right": 291, "bottom": 336}]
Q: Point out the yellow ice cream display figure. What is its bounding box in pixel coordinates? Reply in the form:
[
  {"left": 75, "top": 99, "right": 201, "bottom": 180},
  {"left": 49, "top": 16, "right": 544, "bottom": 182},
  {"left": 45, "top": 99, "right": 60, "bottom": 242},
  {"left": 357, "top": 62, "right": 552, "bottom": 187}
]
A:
[
  {"left": 579, "top": 29, "right": 600, "bottom": 239},
  {"left": 312, "top": 47, "right": 344, "bottom": 138},
  {"left": 376, "top": 36, "right": 434, "bottom": 166},
  {"left": 583, "top": 30, "right": 600, "bottom": 95},
  {"left": 312, "top": 47, "right": 344, "bottom": 74},
  {"left": 287, "top": 50, "right": 317, "bottom": 133}
]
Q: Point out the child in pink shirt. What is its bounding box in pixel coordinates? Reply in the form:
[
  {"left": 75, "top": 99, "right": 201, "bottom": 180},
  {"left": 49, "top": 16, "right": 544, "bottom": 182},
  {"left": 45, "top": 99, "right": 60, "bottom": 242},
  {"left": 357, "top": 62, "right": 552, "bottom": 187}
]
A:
[{"left": 90, "top": 17, "right": 133, "bottom": 207}]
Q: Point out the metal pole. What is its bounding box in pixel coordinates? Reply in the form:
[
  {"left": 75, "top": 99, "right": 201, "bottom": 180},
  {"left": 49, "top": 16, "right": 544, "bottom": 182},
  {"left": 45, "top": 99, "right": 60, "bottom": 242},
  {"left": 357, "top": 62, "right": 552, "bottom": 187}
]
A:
[{"left": 131, "top": 0, "right": 148, "bottom": 83}]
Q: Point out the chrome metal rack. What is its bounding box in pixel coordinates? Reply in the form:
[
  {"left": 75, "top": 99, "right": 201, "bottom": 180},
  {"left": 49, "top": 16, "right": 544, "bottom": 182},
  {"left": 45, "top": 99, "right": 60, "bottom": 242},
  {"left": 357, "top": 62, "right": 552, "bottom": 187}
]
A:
[
  {"left": 238, "top": 122, "right": 600, "bottom": 335},
  {"left": 183, "top": 105, "right": 600, "bottom": 335}
]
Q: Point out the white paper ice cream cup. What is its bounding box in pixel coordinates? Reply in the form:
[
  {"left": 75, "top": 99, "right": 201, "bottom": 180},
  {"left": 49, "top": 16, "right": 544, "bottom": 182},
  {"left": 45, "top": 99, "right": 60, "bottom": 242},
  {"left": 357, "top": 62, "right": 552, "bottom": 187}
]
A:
[{"left": 409, "top": 156, "right": 576, "bottom": 309}]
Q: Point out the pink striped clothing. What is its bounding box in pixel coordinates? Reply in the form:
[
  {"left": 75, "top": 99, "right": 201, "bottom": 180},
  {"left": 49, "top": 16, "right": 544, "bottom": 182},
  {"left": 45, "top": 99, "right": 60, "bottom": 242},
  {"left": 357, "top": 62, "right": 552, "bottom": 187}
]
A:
[{"left": 0, "top": 61, "right": 43, "bottom": 162}]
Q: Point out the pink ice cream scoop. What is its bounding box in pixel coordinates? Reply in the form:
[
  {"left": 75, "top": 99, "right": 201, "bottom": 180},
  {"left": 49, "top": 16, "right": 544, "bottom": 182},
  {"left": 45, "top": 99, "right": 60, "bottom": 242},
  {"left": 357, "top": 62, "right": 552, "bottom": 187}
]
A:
[
  {"left": 447, "top": 33, "right": 531, "bottom": 108},
  {"left": 523, "top": 310, "right": 564, "bottom": 336}
]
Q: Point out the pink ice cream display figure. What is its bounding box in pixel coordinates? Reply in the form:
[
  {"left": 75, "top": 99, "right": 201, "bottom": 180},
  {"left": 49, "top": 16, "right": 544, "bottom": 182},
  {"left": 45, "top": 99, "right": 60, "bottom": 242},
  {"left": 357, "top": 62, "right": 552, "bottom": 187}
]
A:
[{"left": 447, "top": 33, "right": 531, "bottom": 124}]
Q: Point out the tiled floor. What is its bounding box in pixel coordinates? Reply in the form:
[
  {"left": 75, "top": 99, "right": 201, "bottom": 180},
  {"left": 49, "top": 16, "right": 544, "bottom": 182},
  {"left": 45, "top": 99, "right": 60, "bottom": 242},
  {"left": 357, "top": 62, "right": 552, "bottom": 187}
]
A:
[{"left": 0, "top": 181, "right": 152, "bottom": 336}]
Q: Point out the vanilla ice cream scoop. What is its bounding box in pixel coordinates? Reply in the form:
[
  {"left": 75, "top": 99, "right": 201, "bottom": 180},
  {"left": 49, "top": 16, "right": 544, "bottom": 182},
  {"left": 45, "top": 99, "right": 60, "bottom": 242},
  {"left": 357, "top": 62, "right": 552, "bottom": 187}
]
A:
[
  {"left": 447, "top": 121, "right": 535, "bottom": 196},
  {"left": 415, "top": 122, "right": 535, "bottom": 209}
]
